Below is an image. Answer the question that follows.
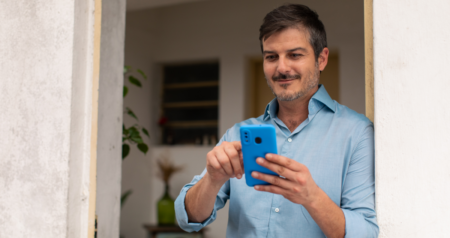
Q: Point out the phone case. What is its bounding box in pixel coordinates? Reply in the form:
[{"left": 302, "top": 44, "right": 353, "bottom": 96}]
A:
[{"left": 240, "top": 124, "right": 278, "bottom": 187}]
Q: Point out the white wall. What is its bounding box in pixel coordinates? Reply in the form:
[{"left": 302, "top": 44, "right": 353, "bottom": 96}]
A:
[
  {"left": 373, "top": 0, "right": 450, "bottom": 237},
  {"left": 96, "top": 0, "right": 126, "bottom": 238},
  {"left": 120, "top": 8, "right": 158, "bottom": 238},
  {"left": 0, "top": 0, "right": 96, "bottom": 237},
  {"left": 122, "top": 1, "right": 365, "bottom": 238}
]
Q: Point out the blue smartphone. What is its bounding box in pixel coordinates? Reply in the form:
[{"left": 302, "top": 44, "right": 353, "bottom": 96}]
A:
[{"left": 240, "top": 124, "right": 278, "bottom": 187}]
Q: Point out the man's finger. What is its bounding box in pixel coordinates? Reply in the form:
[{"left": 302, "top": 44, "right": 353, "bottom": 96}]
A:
[
  {"left": 224, "top": 143, "right": 243, "bottom": 178},
  {"left": 256, "top": 157, "right": 297, "bottom": 181},
  {"left": 254, "top": 184, "right": 286, "bottom": 195},
  {"left": 239, "top": 151, "right": 244, "bottom": 169},
  {"left": 265, "top": 153, "right": 303, "bottom": 172},
  {"left": 208, "top": 153, "right": 228, "bottom": 176},
  {"left": 251, "top": 171, "right": 293, "bottom": 190},
  {"left": 215, "top": 149, "right": 234, "bottom": 177},
  {"left": 230, "top": 141, "right": 242, "bottom": 151}
]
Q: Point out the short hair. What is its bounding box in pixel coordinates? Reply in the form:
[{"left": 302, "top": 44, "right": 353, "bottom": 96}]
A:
[{"left": 259, "top": 4, "right": 327, "bottom": 60}]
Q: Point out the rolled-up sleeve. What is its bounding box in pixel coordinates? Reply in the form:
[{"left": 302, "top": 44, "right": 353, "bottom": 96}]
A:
[
  {"left": 175, "top": 131, "right": 231, "bottom": 232},
  {"left": 341, "top": 124, "right": 379, "bottom": 237},
  {"left": 175, "top": 170, "right": 230, "bottom": 232}
]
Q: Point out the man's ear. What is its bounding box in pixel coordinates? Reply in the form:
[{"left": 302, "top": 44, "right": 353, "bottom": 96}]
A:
[{"left": 318, "top": 47, "right": 329, "bottom": 71}]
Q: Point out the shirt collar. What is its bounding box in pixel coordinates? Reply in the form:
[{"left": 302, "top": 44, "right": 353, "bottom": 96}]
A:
[
  {"left": 311, "top": 84, "right": 335, "bottom": 113},
  {"left": 263, "top": 84, "right": 335, "bottom": 121}
]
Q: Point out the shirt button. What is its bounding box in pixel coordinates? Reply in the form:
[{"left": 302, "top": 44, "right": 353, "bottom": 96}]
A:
[
  {"left": 287, "top": 138, "right": 292, "bottom": 142},
  {"left": 275, "top": 208, "right": 280, "bottom": 213}
]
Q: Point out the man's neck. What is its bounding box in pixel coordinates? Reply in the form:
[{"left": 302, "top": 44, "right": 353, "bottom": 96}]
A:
[{"left": 277, "top": 86, "right": 319, "bottom": 132}]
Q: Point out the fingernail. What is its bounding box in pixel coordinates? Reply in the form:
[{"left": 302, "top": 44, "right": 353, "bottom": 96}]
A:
[
  {"left": 256, "top": 158, "right": 264, "bottom": 164},
  {"left": 266, "top": 154, "right": 272, "bottom": 159},
  {"left": 237, "top": 174, "right": 242, "bottom": 179},
  {"left": 252, "top": 172, "right": 258, "bottom": 178},
  {"left": 255, "top": 185, "right": 260, "bottom": 190}
]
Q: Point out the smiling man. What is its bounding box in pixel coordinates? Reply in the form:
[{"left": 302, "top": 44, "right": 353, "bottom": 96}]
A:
[{"left": 175, "top": 4, "right": 378, "bottom": 238}]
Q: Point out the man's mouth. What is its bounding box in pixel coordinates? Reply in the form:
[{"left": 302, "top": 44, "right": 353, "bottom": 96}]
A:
[
  {"left": 272, "top": 73, "right": 300, "bottom": 82},
  {"left": 276, "top": 79, "right": 293, "bottom": 83}
]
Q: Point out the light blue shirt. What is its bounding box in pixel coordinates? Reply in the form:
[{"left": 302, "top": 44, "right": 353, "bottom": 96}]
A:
[{"left": 175, "top": 85, "right": 379, "bottom": 237}]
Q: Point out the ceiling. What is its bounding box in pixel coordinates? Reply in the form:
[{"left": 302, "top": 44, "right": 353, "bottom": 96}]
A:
[{"left": 126, "top": 0, "right": 207, "bottom": 12}]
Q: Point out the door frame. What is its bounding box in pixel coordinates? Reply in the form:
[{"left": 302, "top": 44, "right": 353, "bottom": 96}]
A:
[{"left": 365, "top": 0, "right": 374, "bottom": 122}]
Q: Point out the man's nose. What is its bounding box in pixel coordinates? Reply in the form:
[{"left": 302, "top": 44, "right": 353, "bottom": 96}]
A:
[{"left": 277, "top": 56, "right": 291, "bottom": 74}]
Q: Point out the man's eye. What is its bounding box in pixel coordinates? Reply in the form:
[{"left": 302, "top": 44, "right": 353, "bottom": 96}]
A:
[
  {"left": 292, "top": 53, "right": 302, "bottom": 58},
  {"left": 265, "top": 55, "right": 277, "bottom": 60}
]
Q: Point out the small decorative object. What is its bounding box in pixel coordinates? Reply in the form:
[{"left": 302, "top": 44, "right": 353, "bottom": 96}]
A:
[
  {"left": 195, "top": 136, "right": 201, "bottom": 145},
  {"left": 158, "top": 116, "right": 168, "bottom": 127},
  {"left": 156, "top": 152, "right": 183, "bottom": 226},
  {"left": 166, "top": 134, "right": 174, "bottom": 145},
  {"left": 202, "top": 134, "right": 209, "bottom": 146},
  {"left": 210, "top": 134, "right": 217, "bottom": 146}
]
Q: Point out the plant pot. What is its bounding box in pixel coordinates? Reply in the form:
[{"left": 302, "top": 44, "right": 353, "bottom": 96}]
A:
[{"left": 157, "top": 184, "right": 176, "bottom": 226}]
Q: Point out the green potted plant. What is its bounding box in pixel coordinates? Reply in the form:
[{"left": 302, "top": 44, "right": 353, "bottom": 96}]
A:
[
  {"left": 155, "top": 152, "right": 183, "bottom": 226},
  {"left": 121, "top": 66, "right": 150, "bottom": 207}
]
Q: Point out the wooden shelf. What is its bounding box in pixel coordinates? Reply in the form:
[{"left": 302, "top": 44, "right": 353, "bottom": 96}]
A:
[
  {"left": 164, "top": 81, "right": 218, "bottom": 89},
  {"left": 164, "top": 120, "right": 218, "bottom": 128},
  {"left": 163, "top": 100, "right": 218, "bottom": 108},
  {"left": 160, "top": 62, "right": 219, "bottom": 145}
]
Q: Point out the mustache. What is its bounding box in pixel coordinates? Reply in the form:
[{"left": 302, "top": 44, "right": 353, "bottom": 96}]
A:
[{"left": 272, "top": 73, "right": 301, "bottom": 81}]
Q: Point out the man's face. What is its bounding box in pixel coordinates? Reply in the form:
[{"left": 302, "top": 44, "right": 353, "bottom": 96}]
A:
[{"left": 262, "top": 27, "right": 328, "bottom": 101}]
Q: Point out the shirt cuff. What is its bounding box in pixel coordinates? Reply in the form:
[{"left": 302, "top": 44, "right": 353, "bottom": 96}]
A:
[
  {"left": 175, "top": 185, "right": 217, "bottom": 232},
  {"left": 342, "top": 209, "right": 378, "bottom": 238}
]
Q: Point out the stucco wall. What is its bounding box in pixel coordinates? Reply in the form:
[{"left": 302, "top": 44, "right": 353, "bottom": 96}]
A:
[
  {"left": 122, "top": 1, "right": 365, "bottom": 238},
  {"left": 373, "top": 0, "right": 450, "bottom": 237},
  {"left": 0, "top": 0, "right": 96, "bottom": 237},
  {"left": 96, "top": 0, "right": 126, "bottom": 238}
]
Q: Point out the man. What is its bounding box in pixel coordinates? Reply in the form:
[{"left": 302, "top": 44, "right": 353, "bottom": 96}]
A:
[{"left": 175, "top": 4, "right": 378, "bottom": 238}]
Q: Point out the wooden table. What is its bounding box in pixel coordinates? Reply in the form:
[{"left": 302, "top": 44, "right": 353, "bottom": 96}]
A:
[{"left": 143, "top": 224, "right": 207, "bottom": 238}]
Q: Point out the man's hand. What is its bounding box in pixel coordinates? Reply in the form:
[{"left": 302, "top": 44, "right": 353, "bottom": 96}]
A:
[
  {"left": 252, "top": 153, "right": 345, "bottom": 238},
  {"left": 251, "top": 153, "right": 320, "bottom": 206},
  {"left": 206, "top": 141, "right": 244, "bottom": 185},
  {"left": 186, "top": 141, "right": 243, "bottom": 223}
]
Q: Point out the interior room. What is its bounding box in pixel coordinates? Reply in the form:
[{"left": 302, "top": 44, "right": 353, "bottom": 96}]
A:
[{"left": 121, "top": 0, "right": 365, "bottom": 237}]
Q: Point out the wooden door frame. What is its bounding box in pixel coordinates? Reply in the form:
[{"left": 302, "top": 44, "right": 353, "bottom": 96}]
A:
[
  {"left": 88, "top": 0, "right": 102, "bottom": 236},
  {"left": 365, "top": 0, "right": 374, "bottom": 122}
]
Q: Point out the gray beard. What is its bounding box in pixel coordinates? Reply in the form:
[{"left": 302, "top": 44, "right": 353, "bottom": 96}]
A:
[{"left": 267, "top": 63, "right": 320, "bottom": 102}]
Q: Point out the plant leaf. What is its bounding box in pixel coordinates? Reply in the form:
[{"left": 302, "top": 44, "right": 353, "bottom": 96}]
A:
[
  {"left": 123, "top": 124, "right": 128, "bottom": 137},
  {"left": 124, "top": 65, "right": 131, "bottom": 74},
  {"left": 142, "top": 128, "right": 150, "bottom": 138},
  {"left": 122, "top": 144, "right": 130, "bottom": 159},
  {"left": 128, "top": 126, "right": 143, "bottom": 144},
  {"left": 137, "top": 69, "right": 147, "bottom": 79},
  {"left": 126, "top": 107, "right": 138, "bottom": 120},
  {"left": 121, "top": 190, "right": 133, "bottom": 208},
  {"left": 137, "top": 143, "right": 149, "bottom": 154},
  {"left": 128, "top": 76, "right": 142, "bottom": 87},
  {"left": 123, "top": 86, "right": 128, "bottom": 97},
  {"left": 131, "top": 134, "right": 143, "bottom": 144},
  {"left": 128, "top": 127, "right": 139, "bottom": 137}
]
